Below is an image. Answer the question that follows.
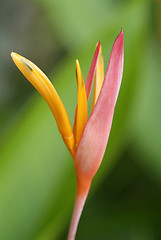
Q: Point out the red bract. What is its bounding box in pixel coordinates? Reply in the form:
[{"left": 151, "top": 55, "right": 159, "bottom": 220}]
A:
[{"left": 69, "top": 30, "right": 124, "bottom": 240}]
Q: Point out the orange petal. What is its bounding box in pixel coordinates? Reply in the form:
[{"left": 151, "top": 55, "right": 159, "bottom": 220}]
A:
[
  {"left": 11, "top": 52, "right": 75, "bottom": 156},
  {"left": 75, "top": 60, "right": 88, "bottom": 148}
]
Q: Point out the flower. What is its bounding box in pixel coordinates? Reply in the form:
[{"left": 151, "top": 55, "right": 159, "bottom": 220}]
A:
[{"left": 11, "top": 29, "right": 124, "bottom": 240}]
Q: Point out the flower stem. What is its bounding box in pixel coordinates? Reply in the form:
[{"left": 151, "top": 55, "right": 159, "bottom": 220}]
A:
[{"left": 67, "top": 183, "right": 90, "bottom": 240}]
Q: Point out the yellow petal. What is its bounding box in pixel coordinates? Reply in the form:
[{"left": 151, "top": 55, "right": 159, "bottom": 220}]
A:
[
  {"left": 75, "top": 60, "right": 88, "bottom": 148},
  {"left": 11, "top": 52, "right": 75, "bottom": 156},
  {"left": 92, "top": 45, "right": 104, "bottom": 109}
]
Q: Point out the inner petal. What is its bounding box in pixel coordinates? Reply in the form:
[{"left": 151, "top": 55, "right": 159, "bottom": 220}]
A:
[
  {"left": 75, "top": 60, "right": 88, "bottom": 148},
  {"left": 92, "top": 45, "right": 104, "bottom": 109}
]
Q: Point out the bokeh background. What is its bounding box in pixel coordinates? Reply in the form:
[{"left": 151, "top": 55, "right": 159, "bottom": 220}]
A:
[{"left": 0, "top": 0, "right": 161, "bottom": 239}]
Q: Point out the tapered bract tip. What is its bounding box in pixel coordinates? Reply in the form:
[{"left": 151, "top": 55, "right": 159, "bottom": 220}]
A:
[
  {"left": 76, "top": 59, "right": 81, "bottom": 84},
  {"left": 119, "top": 29, "right": 124, "bottom": 38},
  {"left": 10, "top": 52, "right": 33, "bottom": 71},
  {"left": 11, "top": 52, "right": 21, "bottom": 60},
  {"left": 11, "top": 52, "right": 18, "bottom": 62},
  {"left": 10, "top": 52, "right": 14, "bottom": 58},
  {"left": 76, "top": 59, "right": 79, "bottom": 68}
]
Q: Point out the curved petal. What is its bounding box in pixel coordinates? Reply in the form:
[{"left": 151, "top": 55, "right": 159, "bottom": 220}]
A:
[
  {"left": 85, "top": 41, "right": 101, "bottom": 100},
  {"left": 11, "top": 53, "right": 75, "bottom": 156},
  {"left": 75, "top": 30, "right": 124, "bottom": 182}
]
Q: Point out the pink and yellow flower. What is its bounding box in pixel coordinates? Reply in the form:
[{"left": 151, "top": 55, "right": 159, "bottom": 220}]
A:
[{"left": 11, "top": 29, "right": 124, "bottom": 240}]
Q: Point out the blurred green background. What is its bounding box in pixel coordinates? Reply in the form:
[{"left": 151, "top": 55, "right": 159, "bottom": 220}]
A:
[{"left": 0, "top": 0, "right": 161, "bottom": 239}]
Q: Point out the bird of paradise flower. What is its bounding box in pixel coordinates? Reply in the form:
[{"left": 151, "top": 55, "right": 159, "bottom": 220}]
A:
[{"left": 11, "top": 29, "right": 124, "bottom": 240}]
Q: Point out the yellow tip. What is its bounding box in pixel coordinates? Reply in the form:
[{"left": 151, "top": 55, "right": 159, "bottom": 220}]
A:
[
  {"left": 92, "top": 44, "right": 104, "bottom": 109},
  {"left": 11, "top": 52, "right": 75, "bottom": 156}
]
